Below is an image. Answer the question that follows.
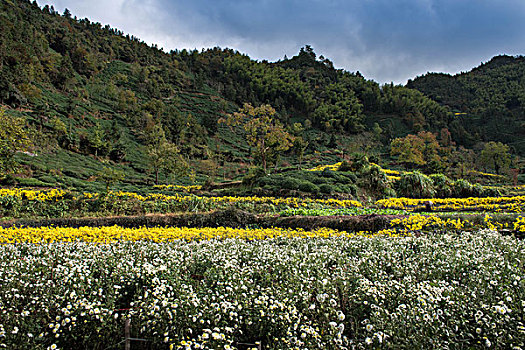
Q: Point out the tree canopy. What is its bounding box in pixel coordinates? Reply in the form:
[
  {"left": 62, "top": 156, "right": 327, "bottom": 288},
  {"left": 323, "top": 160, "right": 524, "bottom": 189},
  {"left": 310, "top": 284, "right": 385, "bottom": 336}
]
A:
[{"left": 220, "top": 104, "right": 294, "bottom": 172}]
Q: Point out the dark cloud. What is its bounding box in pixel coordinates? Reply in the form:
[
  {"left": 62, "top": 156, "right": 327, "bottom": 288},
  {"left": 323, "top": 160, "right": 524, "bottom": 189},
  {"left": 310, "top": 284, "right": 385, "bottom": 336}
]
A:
[{"left": 39, "top": 0, "right": 525, "bottom": 83}]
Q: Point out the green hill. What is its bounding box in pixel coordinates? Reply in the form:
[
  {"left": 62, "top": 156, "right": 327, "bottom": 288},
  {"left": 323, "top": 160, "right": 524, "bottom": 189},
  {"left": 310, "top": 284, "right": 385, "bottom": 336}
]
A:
[
  {"left": 0, "top": 0, "right": 521, "bottom": 191},
  {"left": 407, "top": 55, "right": 525, "bottom": 153}
]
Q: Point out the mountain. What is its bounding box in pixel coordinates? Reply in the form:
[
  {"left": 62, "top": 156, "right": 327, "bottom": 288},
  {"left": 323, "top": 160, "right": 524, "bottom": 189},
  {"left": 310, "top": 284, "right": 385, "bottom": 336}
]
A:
[
  {"left": 0, "top": 0, "right": 521, "bottom": 190},
  {"left": 407, "top": 55, "right": 525, "bottom": 153}
]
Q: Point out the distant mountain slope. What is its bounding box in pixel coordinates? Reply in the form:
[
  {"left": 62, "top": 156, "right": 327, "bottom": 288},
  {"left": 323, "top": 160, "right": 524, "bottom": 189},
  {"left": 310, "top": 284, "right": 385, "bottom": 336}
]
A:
[
  {"left": 1, "top": 0, "right": 520, "bottom": 190},
  {"left": 407, "top": 55, "right": 525, "bottom": 153}
]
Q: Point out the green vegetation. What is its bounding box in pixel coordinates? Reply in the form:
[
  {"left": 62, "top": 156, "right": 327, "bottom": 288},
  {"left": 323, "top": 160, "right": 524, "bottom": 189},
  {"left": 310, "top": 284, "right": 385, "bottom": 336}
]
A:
[
  {"left": 0, "top": 108, "right": 32, "bottom": 176},
  {"left": 2, "top": 4, "right": 525, "bottom": 350},
  {"left": 0, "top": 0, "right": 523, "bottom": 199},
  {"left": 220, "top": 103, "right": 294, "bottom": 172},
  {"left": 408, "top": 55, "right": 525, "bottom": 154},
  {"left": 249, "top": 169, "right": 358, "bottom": 198},
  {"left": 279, "top": 207, "right": 407, "bottom": 217}
]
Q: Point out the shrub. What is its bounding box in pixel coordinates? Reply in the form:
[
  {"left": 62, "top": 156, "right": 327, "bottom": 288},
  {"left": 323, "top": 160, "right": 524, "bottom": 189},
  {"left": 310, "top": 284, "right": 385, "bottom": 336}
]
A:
[
  {"left": 319, "top": 184, "right": 333, "bottom": 194},
  {"left": 472, "top": 183, "right": 485, "bottom": 197},
  {"left": 282, "top": 177, "right": 301, "bottom": 190},
  {"left": 483, "top": 186, "right": 501, "bottom": 197},
  {"left": 452, "top": 179, "right": 474, "bottom": 198},
  {"left": 430, "top": 173, "right": 452, "bottom": 198},
  {"left": 360, "top": 164, "right": 392, "bottom": 198},
  {"left": 16, "top": 177, "right": 50, "bottom": 187},
  {"left": 242, "top": 167, "right": 266, "bottom": 187},
  {"left": 397, "top": 171, "right": 435, "bottom": 198},
  {"left": 338, "top": 160, "right": 352, "bottom": 172},
  {"left": 298, "top": 180, "right": 319, "bottom": 194},
  {"left": 338, "top": 153, "right": 369, "bottom": 173}
]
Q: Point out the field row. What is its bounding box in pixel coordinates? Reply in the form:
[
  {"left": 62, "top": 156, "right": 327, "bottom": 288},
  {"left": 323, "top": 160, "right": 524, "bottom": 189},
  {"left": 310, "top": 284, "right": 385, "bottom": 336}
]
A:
[
  {"left": 1, "top": 188, "right": 525, "bottom": 221},
  {"left": 377, "top": 196, "right": 525, "bottom": 212},
  {"left": 0, "top": 226, "right": 391, "bottom": 243},
  {"left": 1, "top": 232, "right": 523, "bottom": 349},
  {"left": 1, "top": 214, "right": 524, "bottom": 243}
]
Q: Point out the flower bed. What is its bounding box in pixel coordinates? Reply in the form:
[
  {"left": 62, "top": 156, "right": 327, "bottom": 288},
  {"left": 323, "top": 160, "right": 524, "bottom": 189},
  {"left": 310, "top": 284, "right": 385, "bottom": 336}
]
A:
[
  {"left": 1, "top": 231, "right": 524, "bottom": 349},
  {"left": 376, "top": 196, "right": 525, "bottom": 213}
]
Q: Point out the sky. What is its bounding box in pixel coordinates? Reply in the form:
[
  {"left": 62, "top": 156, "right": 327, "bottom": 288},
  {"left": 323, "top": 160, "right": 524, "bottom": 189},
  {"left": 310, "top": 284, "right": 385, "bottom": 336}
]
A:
[{"left": 38, "top": 0, "right": 525, "bottom": 84}]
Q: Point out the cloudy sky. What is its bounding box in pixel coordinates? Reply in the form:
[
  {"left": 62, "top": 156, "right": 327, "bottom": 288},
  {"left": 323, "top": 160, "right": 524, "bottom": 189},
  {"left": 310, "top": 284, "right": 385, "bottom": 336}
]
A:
[{"left": 38, "top": 0, "right": 525, "bottom": 84}]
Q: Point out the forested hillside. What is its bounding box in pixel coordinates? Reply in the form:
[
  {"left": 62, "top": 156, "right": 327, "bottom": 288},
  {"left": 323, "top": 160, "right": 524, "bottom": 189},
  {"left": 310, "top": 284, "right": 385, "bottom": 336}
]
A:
[
  {"left": 0, "top": 0, "right": 521, "bottom": 191},
  {"left": 407, "top": 55, "right": 525, "bottom": 153}
]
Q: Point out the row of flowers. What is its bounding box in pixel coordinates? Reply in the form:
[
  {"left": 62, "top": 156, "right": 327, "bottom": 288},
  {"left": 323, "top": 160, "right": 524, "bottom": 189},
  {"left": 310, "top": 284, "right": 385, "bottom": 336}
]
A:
[
  {"left": 1, "top": 214, "right": 523, "bottom": 244},
  {"left": 0, "top": 188, "right": 362, "bottom": 209},
  {"left": 1, "top": 231, "right": 524, "bottom": 349},
  {"left": 0, "top": 226, "right": 406, "bottom": 244},
  {"left": 390, "top": 214, "right": 525, "bottom": 232},
  {"left": 376, "top": 196, "right": 525, "bottom": 213},
  {"left": 306, "top": 162, "right": 342, "bottom": 172},
  {"left": 0, "top": 188, "right": 67, "bottom": 202},
  {"left": 153, "top": 184, "right": 203, "bottom": 192}
]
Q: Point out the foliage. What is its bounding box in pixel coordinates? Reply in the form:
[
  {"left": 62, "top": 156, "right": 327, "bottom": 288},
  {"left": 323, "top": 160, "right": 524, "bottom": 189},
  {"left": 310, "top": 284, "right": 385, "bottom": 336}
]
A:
[
  {"left": 145, "top": 124, "right": 189, "bottom": 185},
  {"left": 408, "top": 55, "right": 525, "bottom": 154},
  {"left": 0, "top": 0, "right": 521, "bottom": 192},
  {"left": 279, "top": 207, "right": 407, "bottom": 217},
  {"left": 96, "top": 166, "right": 125, "bottom": 191},
  {"left": 1, "top": 232, "right": 525, "bottom": 348},
  {"left": 480, "top": 141, "right": 511, "bottom": 175},
  {"left": 220, "top": 103, "right": 294, "bottom": 172},
  {"left": 390, "top": 131, "right": 442, "bottom": 170},
  {"left": 0, "top": 108, "right": 32, "bottom": 175},
  {"left": 241, "top": 166, "right": 265, "bottom": 187},
  {"left": 396, "top": 171, "right": 435, "bottom": 198},
  {"left": 360, "top": 164, "right": 394, "bottom": 198},
  {"left": 254, "top": 169, "right": 358, "bottom": 197},
  {"left": 429, "top": 173, "right": 453, "bottom": 198},
  {"left": 0, "top": 188, "right": 363, "bottom": 219},
  {"left": 338, "top": 153, "right": 370, "bottom": 173}
]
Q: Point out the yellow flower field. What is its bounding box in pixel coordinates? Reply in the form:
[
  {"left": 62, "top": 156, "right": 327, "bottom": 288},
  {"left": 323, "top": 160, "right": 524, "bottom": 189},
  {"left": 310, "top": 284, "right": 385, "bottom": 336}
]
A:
[
  {"left": 0, "top": 188, "right": 67, "bottom": 201},
  {"left": 390, "top": 214, "right": 465, "bottom": 231},
  {"left": 0, "top": 225, "right": 404, "bottom": 243},
  {"left": 0, "top": 188, "right": 362, "bottom": 208},
  {"left": 153, "top": 184, "right": 203, "bottom": 191},
  {"left": 376, "top": 196, "right": 525, "bottom": 212},
  {"left": 306, "top": 162, "right": 342, "bottom": 171}
]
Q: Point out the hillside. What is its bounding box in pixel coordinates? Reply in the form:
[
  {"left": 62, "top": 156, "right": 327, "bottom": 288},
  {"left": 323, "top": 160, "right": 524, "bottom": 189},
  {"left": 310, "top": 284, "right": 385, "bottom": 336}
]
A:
[
  {"left": 407, "top": 55, "right": 525, "bottom": 153},
  {"left": 0, "top": 0, "right": 521, "bottom": 192}
]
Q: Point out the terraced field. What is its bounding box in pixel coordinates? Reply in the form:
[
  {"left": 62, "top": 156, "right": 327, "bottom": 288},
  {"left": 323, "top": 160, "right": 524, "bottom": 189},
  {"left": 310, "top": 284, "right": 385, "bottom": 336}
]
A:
[{"left": 1, "top": 187, "right": 524, "bottom": 349}]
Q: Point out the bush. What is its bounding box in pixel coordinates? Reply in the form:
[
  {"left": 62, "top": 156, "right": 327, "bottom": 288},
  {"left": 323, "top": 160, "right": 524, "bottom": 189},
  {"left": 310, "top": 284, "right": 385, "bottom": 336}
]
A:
[
  {"left": 16, "top": 177, "right": 50, "bottom": 187},
  {"left": 242, "top": 167, "right": 266, "bottom": 187},
  {"left": 338, "top": 153, "right": 369, "bottom": 173},
  {"left": 338, "top": 160, "right": 353, "bottom": 172},
  {"left": 319, "top": 184, "right": 333, "bottom": 194},
  {"left": 452, "top": 179, "right": 474, "bottom": 198},
  {"left": 430, "top": 173, "right": 452, "bottom": 198},
  {"left": 397, "top": 171, "right": 435, "bottom": 198},
  {"left": 483, "top": 186, "right": 501, "bottom": 197},
  {"left": 0, "top": 174, "right": 17, "bottom": 186},
  {"left": 360, "top": 164, "right": 392, "bottom": 198},
  {"left": 282, "top": 177, "right": 302, "bottom": 191},
  {"left": 472, "top": 183, "right": 485, "bottom": 197},
  {"left": 298, "top": 180, "right": 319, "bottom": 194},
  {"left": 251, "top": 170, "right": 358, "bottom": 198}
]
